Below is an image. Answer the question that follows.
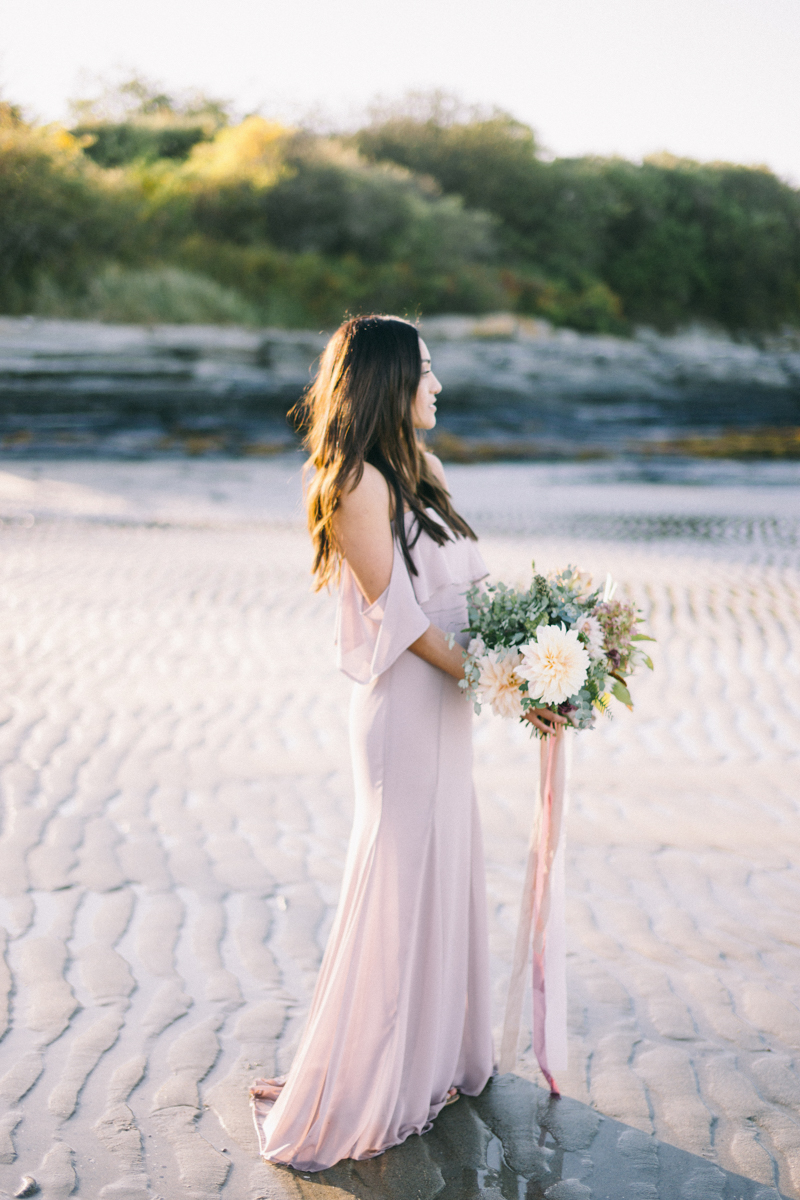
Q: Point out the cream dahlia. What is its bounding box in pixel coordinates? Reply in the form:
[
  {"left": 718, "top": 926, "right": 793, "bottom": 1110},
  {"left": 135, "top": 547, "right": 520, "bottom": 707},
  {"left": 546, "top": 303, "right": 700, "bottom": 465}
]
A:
[
  {"left": 572, "top": 614, "right": 605, "bottom": 659},
  {"left": 477, "top": 649, "right": 525, "bottom": 719},
  {"left": 518, "top": 624, "right": 590, "bottom": 705}
]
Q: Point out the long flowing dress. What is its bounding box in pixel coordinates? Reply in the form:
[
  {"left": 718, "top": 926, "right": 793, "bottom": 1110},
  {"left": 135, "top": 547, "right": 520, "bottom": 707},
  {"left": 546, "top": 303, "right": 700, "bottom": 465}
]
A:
[{"left": 252, "top": 510, "right": 494, "bottom": 1171}]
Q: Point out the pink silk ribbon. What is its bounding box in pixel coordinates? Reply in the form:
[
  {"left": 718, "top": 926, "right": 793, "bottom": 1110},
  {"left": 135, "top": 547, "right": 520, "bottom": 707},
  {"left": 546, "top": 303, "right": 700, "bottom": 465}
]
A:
[{"left": 498, "top": 728, "right": 568, "bottom": 1095}]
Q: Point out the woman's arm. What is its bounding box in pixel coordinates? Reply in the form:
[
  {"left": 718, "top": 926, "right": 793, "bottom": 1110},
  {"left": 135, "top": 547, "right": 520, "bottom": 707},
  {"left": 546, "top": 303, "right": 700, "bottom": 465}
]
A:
[
  {"left": 334, "top": 461, "right": 463, "bottom": 676},
  {"left": 420, "top": 450, "right": 567, "bottom": 732},
  {"left": 408, "top": 625, "right": 466, "bottom": 678},
  {"left": 334, "top": 457, "right": 569, "bottom": 726},
  {"left": 332, "top": 464, "right": 394, "bottom": 605},
  {"left": 398, "top": 451, "right": 465, "bottom": 673}
]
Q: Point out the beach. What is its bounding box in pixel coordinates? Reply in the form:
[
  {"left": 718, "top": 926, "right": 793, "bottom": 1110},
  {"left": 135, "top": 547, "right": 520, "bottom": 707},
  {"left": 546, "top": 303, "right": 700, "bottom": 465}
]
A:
[{"left": 0, "top": 457, "right": 799, "bottom": 1199}]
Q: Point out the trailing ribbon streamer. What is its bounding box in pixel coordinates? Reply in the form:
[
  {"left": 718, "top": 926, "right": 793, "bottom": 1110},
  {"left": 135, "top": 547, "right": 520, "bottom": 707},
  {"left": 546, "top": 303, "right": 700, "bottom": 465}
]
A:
[{"left": 498, "top": 727, "right": 570, "bottom": 1094}]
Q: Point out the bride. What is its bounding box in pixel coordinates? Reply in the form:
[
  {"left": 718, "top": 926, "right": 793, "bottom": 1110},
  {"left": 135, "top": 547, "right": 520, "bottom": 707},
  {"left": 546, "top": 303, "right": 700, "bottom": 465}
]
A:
[{"left": 250, "top": 314, "right": 560, "bottom": 1172}]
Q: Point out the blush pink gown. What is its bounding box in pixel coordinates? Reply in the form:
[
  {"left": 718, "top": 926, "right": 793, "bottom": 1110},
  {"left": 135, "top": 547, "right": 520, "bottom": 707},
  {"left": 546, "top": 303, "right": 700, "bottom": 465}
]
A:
[{"left": 252, "top": 511, "right": 494, "bottom": 1171}]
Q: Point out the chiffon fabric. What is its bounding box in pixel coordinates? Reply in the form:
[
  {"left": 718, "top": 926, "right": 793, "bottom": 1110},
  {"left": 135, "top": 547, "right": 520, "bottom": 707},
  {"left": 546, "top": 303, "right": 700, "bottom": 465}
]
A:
[{"left": 252, "top": 511, "right": 494, "bottom": 1171}]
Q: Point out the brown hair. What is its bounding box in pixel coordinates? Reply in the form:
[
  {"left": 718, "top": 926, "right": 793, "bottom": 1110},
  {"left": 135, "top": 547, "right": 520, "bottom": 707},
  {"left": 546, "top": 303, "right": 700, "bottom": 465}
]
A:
[{"left": 296, "top": 314, "right": 476, "bottom": 590}]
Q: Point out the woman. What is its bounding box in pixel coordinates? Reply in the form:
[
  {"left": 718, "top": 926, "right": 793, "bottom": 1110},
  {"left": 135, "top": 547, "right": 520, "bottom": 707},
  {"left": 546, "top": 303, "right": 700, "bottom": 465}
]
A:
[{"left": 250, "top": 315, "right": 559, "bottom": 1172}]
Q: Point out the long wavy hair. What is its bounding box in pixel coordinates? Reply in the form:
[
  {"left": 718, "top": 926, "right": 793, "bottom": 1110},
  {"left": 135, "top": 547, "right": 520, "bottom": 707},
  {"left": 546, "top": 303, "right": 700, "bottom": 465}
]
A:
[{"left": 297, "top": 314, "right": 476, "bottom": 590}]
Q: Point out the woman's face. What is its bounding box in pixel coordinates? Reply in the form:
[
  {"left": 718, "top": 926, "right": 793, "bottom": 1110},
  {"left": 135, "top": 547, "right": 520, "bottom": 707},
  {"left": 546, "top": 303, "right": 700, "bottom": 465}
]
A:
[{"left": 411, "top": 338, "right": 442, "bottom": 430}]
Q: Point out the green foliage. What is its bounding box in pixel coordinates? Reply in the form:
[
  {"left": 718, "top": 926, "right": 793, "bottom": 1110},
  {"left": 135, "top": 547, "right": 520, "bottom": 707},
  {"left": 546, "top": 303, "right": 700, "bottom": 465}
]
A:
[
  {"left": 355, "top": 104, "right": 542, "bottom": 244},
  {"left": 465, "top": 570, "right": 600, "bottom": 654},
  {"left": 182, "top": 134, "right": 503, "bottom": 317},
  {"left": 177, "top": 234, "right": 503, "bottom": 327},
  {"left": 34, "top": 264, "right": 259, "bottom": 324},
  {"left": 358, "top": 102, "right": 800, "bottom": 332},
  {"left": 594, "top": 599, "right": 639, "bottom": 673},
  {"left": 257, "top": 138, "right": 496, "bottom": 264},
  {"left": 0, "top": 107, "right": 137, "bottom": 313},
  {"left": 68, "top": 73, "right": 229, "bottom": 169},
  {"left": 2, "top": 82, "right": 800, "bottom": 332},
  {"left": 355, "top": 104, "right": 618, "bottom": 283},
  {"left": 68, "top": 71, "right": 231, "bottom": 130},
  {"left": 501, "top": 271, "right": 626, "bottom": 333},
  {"left": 462, "top": 564, "right": 651, "bottom": 732},
  {"left": 1, "top": 100, "right": 508, "bottom": 326},
  {"left": 75, "top": 123, "right": 210, "bottom": 167},
  {"left": 599, "top": 156, "right": 800, "bottom": 330}
]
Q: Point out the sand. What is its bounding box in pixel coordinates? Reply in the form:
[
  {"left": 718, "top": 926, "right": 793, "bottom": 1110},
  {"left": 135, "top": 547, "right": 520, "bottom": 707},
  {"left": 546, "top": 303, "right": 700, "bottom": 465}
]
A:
[{"left": 0, "top": 457, "right": 799, "bottom": 1199}]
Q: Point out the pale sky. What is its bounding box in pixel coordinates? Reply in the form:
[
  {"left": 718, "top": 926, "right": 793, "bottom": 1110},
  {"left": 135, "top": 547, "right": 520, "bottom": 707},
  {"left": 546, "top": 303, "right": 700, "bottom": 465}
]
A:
[{"left": 2, "top": 0, "right": 800, "bottom": 182}]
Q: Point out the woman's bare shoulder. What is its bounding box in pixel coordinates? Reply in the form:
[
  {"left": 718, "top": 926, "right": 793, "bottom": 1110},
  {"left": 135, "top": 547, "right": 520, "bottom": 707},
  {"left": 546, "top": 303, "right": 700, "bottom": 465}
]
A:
[
  {"left": 423, "top": 450, "right": 449, "bottom": 489},
  {"left": 337, "top": 461, "right": 390, "bottom": 518}
]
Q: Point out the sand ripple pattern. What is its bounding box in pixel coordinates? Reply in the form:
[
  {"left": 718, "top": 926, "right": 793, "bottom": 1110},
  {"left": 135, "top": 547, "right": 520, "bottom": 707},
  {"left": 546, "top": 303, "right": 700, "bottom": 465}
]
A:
[{"left": 0, "top": 519, "right": 798, "bottom": 1198}]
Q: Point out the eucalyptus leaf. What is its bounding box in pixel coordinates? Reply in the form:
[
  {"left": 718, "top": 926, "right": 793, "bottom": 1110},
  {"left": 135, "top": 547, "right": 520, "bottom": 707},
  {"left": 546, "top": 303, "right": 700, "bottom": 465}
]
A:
[{"left": 611, "top": 679, "right": 633, "bottom": 708}]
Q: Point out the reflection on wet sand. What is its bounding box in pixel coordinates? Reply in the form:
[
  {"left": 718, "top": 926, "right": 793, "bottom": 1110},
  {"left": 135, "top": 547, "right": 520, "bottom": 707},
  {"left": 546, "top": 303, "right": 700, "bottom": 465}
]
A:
[{"left": 300, "top": 1075, "right": 785, "bottom": 1199}]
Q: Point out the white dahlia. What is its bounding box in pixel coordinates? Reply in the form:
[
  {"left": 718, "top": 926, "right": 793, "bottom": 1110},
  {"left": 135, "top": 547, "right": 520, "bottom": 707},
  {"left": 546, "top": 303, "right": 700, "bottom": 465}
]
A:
[
  {"left": 477, "top": 649, "right": 525, "bottom": 719},
  {"left": 572, "top": 613, "right": 605, "bottom": 659},
  {"left": 518, "top": 624, "right": 590, "bottom": 705}
]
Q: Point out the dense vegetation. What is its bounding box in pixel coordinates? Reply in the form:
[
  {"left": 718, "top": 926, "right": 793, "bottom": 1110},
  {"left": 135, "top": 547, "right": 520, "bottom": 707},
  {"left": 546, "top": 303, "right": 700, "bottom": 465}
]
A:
[{"left": 2, "top": 82, "right": 800, "bottom": 332}]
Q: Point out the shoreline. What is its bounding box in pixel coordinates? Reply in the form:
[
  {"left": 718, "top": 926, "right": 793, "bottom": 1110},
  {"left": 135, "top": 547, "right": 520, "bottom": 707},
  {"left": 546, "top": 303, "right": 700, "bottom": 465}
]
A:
[
  {"left": 2, "top": 316, "right": 800, "bottom": 462},
  {"left": 2, "top": 454, "right": 800, "bottom": 535}
]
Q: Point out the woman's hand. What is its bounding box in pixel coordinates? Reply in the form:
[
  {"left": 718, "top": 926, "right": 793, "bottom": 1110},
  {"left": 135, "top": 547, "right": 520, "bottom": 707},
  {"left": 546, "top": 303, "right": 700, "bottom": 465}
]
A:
[{"left": 524, "top": 707, "right": 568, "bottom": 735}]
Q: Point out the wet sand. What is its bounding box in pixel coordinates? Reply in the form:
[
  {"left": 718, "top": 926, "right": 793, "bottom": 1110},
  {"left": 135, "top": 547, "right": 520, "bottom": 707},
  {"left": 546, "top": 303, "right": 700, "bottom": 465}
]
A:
[{"left": 0, "top": 458, "right": 799, "bottom": 1199}]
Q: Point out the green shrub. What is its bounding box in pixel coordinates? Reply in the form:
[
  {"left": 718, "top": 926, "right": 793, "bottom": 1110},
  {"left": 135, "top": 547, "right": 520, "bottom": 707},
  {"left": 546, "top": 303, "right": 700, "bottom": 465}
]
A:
[
  {"left": 186, "top": 132, "right": 497, "bottom": 263},
  {"left": 74, "top": 122, "right": 210, "bottom": 167},
  {"left": 357, "top": 103, "right": 800, "bottom": 332},
  {"left": 600, "top": 156, "right": 800, "bottom": 330},
  {"left": 502, "top": 272, "right": 626, "bottom": 334},
  {"left": 4, "top": 85, "right": 800, "bottom": 334},
  {"left": 33, "top": 265, "right": 258, "bottom": 324},
  {"left": 355, "top": 106, "right": 543, "bottom": 245},
  {"left": 0, "top": 107, "right": 136, "bottom": 312},
  {"left": 176, "top": 234, "right": 506, "bottom": 326},
  {"left": 174, "top": 132, "right": 506, "bottom": 323}
]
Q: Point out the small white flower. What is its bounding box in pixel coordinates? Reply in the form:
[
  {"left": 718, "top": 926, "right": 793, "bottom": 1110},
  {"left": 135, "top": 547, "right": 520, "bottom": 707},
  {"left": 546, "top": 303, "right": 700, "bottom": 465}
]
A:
[
  {"left": 549, "top": 566, "right": 594, "bottom": 599},
  {"left": 518, "top": 624, "right": 590, "bottom": 705},
  {"left": 572, "top": 614, "right": 605, "bottom": 658},
  {"left": 468, "top": 635, "right": 486, "bottom": 658},
  {"left": 477, "top": 648, "right": 525, "bottom": 719}
]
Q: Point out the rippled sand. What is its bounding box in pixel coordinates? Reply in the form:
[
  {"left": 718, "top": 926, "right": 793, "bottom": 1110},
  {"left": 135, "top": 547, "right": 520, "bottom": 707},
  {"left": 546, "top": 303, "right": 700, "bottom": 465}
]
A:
[{"left": 0, "top": 459, "right": 799, "bottom": 1199}]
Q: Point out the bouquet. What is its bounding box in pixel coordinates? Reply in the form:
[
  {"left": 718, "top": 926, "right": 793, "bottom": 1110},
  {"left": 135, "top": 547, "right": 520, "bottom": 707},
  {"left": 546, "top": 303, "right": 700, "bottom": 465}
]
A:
[
  {"left": 460, "top": 563, "right": 654, "bottom": 1095},
  {"left": 460, "top": 564, "right": 653, "bottom": 732}
]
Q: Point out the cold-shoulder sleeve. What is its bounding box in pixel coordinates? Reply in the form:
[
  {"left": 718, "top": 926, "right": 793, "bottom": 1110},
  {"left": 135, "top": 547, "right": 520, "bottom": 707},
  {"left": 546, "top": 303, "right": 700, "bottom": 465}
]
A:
[{"left": 336, "top": 542, "right": 431, "bottom": 684}]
